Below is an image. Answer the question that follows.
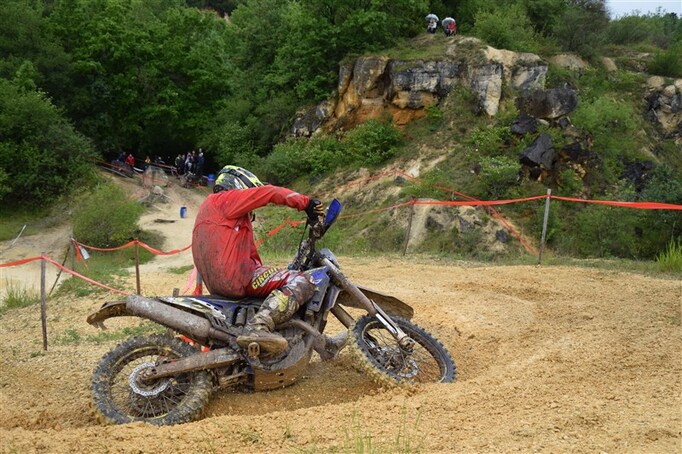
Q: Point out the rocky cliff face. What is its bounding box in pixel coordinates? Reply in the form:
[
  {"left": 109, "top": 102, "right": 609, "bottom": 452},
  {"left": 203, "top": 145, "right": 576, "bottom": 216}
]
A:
[{"left": 293, "top": 37, "right": 548, "bottom": 135}]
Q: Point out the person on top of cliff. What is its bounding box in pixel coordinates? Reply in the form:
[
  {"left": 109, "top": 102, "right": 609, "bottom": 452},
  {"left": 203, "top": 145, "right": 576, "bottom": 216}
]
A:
[
  {"left": 426, "top": 13, "right": 439, "bottom": 34},
  {"left": 442, "top": 17, "right": 456, "bottom": 36},
  {"left": 191, "top": 165, "right": 345, "bottom": 356}
]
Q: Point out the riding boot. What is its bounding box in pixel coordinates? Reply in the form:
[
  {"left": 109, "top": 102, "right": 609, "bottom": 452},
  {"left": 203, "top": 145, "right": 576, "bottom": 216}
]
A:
[
  {"left": 314, "top": 330, "right": 349, "bottom": 360},
  {"left": 237, "top": 289, "right": 297, "bottom": 355}
]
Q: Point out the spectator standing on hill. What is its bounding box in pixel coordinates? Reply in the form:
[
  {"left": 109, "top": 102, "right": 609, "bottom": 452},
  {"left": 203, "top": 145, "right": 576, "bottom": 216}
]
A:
[
  {"left": 174, "top": 154, "right": 183, "bottom": 175},
  {"left": 196, "top": 149, "right": 205, "bottom": 180},
  {"left": 426, "top": 13, "right": 439, "bottom": 34},
  {"left": 443, "top": 17, "right": 456, "bottom": 36},
  {"left": 126, "top": 153, "right": 135, "bottom": 170},
  {"left": 185, "top": 151, "right": 194, "bottom": 174}
]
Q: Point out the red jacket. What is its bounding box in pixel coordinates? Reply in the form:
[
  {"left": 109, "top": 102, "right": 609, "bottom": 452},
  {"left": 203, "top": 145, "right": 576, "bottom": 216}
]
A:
[{"left": 191, "top": 185, "right": 309, "bottom": 297}]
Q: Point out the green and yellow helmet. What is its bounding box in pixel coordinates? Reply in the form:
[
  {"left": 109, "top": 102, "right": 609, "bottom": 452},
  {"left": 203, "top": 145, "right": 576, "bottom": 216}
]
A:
[{"left": 213, "top": 165, "right": 264, "bottom": 193}]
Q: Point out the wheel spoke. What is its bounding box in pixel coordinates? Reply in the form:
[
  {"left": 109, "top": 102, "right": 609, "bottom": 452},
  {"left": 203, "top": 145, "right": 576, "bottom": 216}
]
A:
[{"left": 358, "top": 318, "right": 452, "bottom": 383}]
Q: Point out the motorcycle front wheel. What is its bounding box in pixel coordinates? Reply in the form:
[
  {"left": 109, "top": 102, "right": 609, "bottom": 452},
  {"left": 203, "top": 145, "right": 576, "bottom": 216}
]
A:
[
  {"left": 349, "top": 315, "right": 455, "bottom": 386},
  {"left": 92, "top": 334, "right": 212, "bottom": 426}
]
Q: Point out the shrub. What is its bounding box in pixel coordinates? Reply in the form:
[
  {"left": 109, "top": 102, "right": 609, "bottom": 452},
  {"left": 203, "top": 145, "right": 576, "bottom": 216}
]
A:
[
  {"left": 571, "top": 96, "right": 642, "bottom": 180},
  {"left": 263, "top": 138, "right": 310, "bottom": 185},
  {"left": 344, "top": 119, "right": 404, "bottom": 166},
  {"left": 571, "top": 205, "right": 641, "bottom": 258},
  {"left": 473, "top": 4, "right": 538, "bottom": 52},
  {"left": 636, "top": 164, "right": 682, "bottom": 257},
  {"left": 477, "top": 156, "right": 521, "bottom": 200},
  {"left": 72, "top": 183, "right": 143, "bottom": 247},
  {"left": 469, "top": 126, "right": 512, "bottom": 155},
  {"left": 648, "top": 43, "right": 682, "bottom": 78}
]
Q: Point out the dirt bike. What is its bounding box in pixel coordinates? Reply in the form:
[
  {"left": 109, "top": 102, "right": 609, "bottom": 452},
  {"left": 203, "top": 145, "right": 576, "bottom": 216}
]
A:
[{"left": 86, "top": 199, "right": 456, "bottom": 426}]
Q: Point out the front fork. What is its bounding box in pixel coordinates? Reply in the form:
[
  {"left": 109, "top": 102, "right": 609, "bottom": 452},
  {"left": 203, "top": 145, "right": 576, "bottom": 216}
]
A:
[{"left": 321, "top": 258, "right": 415, "bottom": 350}]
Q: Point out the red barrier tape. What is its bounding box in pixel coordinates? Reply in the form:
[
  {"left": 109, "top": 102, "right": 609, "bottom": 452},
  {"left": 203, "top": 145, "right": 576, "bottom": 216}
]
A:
[
  {"left": 0, "top": 254, "right": 129, "bottom": 295},
  {"left": 550, "top": 196, "right": 682, "bottom": 210},
  {"left": 73, "top": 239, "right": 192, "bottom": 255},
  {"left": 0, "top": 256, "right": 43, "bottom": 268},
  {"left": 41, "top": 256, "right": 129, "bottom": 295}
]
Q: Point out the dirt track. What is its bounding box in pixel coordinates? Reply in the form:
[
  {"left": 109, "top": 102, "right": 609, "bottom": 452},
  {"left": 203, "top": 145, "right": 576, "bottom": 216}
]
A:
[
  {"left": 0, "top": 255, "right": 680, "bottom": 453},
  {"left": 1, "top": 175, "right": 681, "bottom": 453}
]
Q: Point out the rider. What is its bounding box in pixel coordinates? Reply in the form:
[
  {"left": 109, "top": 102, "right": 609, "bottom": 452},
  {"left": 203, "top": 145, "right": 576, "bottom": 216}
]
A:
[{"left": 191, "top": 165, "right": 325, "bottom": 355}]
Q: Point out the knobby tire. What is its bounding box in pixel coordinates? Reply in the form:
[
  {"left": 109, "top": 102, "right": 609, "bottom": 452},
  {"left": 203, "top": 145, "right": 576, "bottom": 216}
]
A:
[
  {"left": 348, "top": 315, "right": 455, "bottom": 387},
  {"left": 91, "top": 334, "right": 212, "bottom": 426}
]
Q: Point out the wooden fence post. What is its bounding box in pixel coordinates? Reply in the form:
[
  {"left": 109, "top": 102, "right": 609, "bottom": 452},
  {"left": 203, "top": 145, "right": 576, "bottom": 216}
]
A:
[
  {"left": 538, "top": 188, "right": 552, "bottom": 265},
  {"left": 40, "top": 253, "right": 48, "bottom": 351},
  {"left": 402, "top": 197, "right": 416, "bottom": 256},
  {"left": 134, "top": 240, "right": 141, "bottom": 295}
]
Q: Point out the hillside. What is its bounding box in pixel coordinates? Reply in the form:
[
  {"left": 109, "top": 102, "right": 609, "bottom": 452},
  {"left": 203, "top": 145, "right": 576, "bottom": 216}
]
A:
[
  {"left": 1, "top": 172, "right": 681, "bottom": 452},
  {"left": 283, "top": 33, "right": 682, "bottom": 261}
]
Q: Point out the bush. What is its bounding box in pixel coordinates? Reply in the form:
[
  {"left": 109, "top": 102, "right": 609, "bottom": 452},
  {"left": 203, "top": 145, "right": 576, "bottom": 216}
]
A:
[
  {"left": 477, "top": 155, "right": 521, "bottom": 200},
  {"left": 72, "top": 183, "right": 143, "bottom": 247},
  {"left": 636, "top": 164, "right": 682, "bottom": 257},
  {"left": 570, "top": 205, "right": 641, "bottom": 258},
  {"left": 469, "top": 126, "right": 512, "bottom": 155},
  {"left": 473, "top": 4, "right": 539, "bottom": 52},
  {"left": 571, "top": 96, "right": 642, "bottom": 181},
  {"left": 344, "top": 119, "right": 404, "bottom": 166},
  {"left": 648, "top": 43, "right": 682, "bottom": 78}
]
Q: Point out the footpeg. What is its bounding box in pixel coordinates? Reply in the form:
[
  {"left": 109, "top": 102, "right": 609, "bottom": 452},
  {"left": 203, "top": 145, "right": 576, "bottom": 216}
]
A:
[{"left": 247, "top": 342, "right": 260, "bottom": 358}]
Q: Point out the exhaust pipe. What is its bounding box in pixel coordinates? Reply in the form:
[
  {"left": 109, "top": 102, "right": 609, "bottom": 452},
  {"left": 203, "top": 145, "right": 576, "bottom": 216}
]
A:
[{"left": 126, "top": 295, "right": 232, "bottom": 345}]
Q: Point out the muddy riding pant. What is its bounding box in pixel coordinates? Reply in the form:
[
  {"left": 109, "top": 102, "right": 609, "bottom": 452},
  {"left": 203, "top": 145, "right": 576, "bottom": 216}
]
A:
[{"left": 245, "top": 266, "right": 316, "bottom": 330}]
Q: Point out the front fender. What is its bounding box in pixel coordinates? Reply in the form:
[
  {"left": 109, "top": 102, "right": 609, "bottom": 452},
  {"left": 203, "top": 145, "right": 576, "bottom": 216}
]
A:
[
  {"left": 86, "top": 300, "right": 132, "bottom": 329},
  {"left": 336, "top": 285, "right": 414, "bottom": 320}
]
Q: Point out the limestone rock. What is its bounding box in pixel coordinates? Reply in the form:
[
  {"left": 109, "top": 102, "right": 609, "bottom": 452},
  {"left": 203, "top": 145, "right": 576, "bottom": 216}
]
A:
[
  {"left": 601, "top": 57, "right": 617, "bottom": 72},
  {"left": 302, "top": 39, "right": 548, "bottom": 134},
  {"left": 550, "top": 54, "right": 589, "bottom": 72}
]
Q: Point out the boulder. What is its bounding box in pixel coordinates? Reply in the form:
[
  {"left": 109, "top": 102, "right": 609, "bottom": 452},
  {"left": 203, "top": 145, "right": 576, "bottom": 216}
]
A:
[
  {"left": 292, "top": 101, "right": 332, "bottom": 137},
  {"left": 520, "top": 133, "right": 555, "bottom": 169},
  {"left": 517, "top": 88, "right": 579, "bottom": 120},
  {"left": 511, "top": 114, "right": 538, "bottom": 135},
  {"left": 601, "top": 57, "right": 617, "bottom": 72},
  {"left": 622, "top": 161, "right": 656, "bottom": 192},
  {"left": 550, "top": 54, "right": 589, "bottom": 72}
]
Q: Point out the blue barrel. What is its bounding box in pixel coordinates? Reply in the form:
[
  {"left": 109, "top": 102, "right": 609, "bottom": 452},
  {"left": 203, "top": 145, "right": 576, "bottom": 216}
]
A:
[
  {"left": 207, "top": 173, "right": 216, "bottom": 186},
  {"left": 180, "top": 206, "right": 187, "bottom": 218}
]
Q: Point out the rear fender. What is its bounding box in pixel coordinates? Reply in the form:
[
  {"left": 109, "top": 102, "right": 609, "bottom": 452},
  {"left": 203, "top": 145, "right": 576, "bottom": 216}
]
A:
[
  {"left": 335, "top": 285, "right": 414, "bottom": 320},
  {"left": 86, "top": 300, "right": 131, "bottom": 329}
]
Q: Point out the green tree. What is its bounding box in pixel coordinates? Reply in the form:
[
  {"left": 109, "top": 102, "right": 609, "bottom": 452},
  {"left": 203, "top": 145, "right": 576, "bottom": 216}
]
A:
[
  {"left": 0, "top": 79, "right": 96, "bottom": 207},
  {"left": 46, "top": 0, "right": 233, "bottom": 156}
]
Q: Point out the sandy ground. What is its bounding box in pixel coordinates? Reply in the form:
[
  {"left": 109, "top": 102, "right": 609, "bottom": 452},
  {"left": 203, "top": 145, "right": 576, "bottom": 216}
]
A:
[{"left": 0, "top": 174, "right": 681, "bottom": 453}]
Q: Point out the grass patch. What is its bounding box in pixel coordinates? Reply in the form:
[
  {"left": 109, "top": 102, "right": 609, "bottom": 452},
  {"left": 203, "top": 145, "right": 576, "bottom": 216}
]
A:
[
  {"left": 53, "top": 240, "right": 161, "bottom": 297},
  {"left": 0, "top": 207, "right": 52, "bottom": 241},
  {"left": 167, "top": 264, "right": 194, "bottom": 275},
  {"left": 56, "top": 321, "right": 165, "bottom": 345},
  {"left": 0, "top": 281, "right": 40, "bottom": 316},
  {"left": 656, "top": 239, "right": 682, "bottom": 272}
]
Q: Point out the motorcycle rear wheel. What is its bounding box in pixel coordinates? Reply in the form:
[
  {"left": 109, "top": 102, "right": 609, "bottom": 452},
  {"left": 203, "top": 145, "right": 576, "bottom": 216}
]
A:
[
  {"left": 92, "top": 334, "right": 212, "bottom": 426},
  {"left": 349, "top": 315, "right": 455, "bottom": 386}
]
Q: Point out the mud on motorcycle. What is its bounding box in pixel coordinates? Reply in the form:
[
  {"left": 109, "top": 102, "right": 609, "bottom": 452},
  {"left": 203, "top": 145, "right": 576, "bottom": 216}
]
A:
[{"left": 87, "top": 199, "right": 456, "bottom": 425}]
